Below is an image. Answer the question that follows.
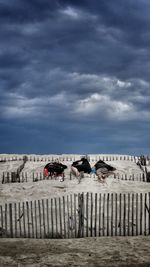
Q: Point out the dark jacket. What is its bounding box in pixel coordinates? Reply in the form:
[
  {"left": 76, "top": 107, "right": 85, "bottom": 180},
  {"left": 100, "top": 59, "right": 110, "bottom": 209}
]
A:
[
  {"left": 94, "top": 160, "right": 116, "bottom": 171},
  {"left": 44, "top": 162, "right": 67, "bottom": 174},
  {"left": 72, "top": 158, "right": 91, "bottom": 173}
]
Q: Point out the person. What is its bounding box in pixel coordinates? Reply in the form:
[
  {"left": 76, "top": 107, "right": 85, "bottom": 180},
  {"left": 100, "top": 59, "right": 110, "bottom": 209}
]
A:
[
  {"left": 94, "top": 160, "right": 116, "bottom": 183},
  {"left": 43, "top": 160, "right": 67, "bottom": 182},
  {"left": 71, "top": 157, "right": 92, "bottom": 178}
]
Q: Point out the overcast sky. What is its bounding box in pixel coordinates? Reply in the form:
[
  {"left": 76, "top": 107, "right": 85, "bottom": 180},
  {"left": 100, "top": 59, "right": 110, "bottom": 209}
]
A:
[{"left": 0, "top": 0, "right": 150, "bottom": 155}]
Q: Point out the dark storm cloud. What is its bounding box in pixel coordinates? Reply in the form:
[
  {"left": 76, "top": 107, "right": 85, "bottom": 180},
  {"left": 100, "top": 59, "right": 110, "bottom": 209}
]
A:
[
  {"left": 0, "top": 0, "right": 59, "bottom": 23},
  {"left": 0, "top": 0, "right": 150, "bottom": 154}
]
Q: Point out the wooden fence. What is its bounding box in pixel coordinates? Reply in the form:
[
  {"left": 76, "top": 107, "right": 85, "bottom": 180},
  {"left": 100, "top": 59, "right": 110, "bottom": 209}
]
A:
[
  {"left": 0, "top": 154, "right": 144, "bottom": 163},
  {"left": 1, "top": 154, "right": 150, "bottom": 166},
  {"left": 0, "top": 192, "right": 150, "bottom": 239},
  {"left": 1, "top": 171, "right": 148, "bottom": 184}
]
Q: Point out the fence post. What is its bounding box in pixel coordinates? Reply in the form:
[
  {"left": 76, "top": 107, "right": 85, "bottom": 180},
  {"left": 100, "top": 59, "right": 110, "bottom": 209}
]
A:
[
  {"left": 78, "top": 193, "right": 84, "bottom": 238},
  {"left": 38, "top": 200, "right": 42, "bottom": 238},
  {"left": 90, "top": 193, "right": 93, "bottom": 237},
  {"left": 140, "top": 193, "right": 143, "bottom": 235},
  {"left": 67, "top": 195, "right": 70, "bottom": 238},
  {"left": 34, "top": 200, "right": 38, "bottom": 238},
  {"left": 63, "top": 196, "right": 66, "bottom": 238},
  {"left": 111, "top": 193, "right": 113, "bottom": 236},
  {"left": 2, "top": 172, "right": 5, "bottom": 184},
  {"left": 132, "top": 194, "right": 134, "bottom": 236},
  {"left": 144, "top": 193, "right": 147, "bottom": 235},
  {"left": 0, "top": 206, "right": 4, "bottom": 237},
  {"left": 9, "top": 203, "right": 13, "bottom": 238},
  {"left": 86, "top": 192, "right": 89, "bottom": 237},
  {"left": 95, "top": 193, "right": 97, "bottom": 237},
  {"left": 46, "top": 199, "right": 50, "bottom": 238},
  {"left": 5, "top": 204, "right": 8, "bottom": 237},
  {"left": 123, "top": 194, "right": 126, "bottom": 236},
  {"left": 70, "top": 194, "right": 73, "bottom": 238},
  {"left": 22, "top": 202, "right": 26, "bottom": 238},
  {"left": 148, "top": 193, "right": 150, "bottom": 236},
  {"left": 115, "top": 193, "right": 118, "bottom": 236},
  {"left": 58, "top": 197, "right": 62, "bottom": 238},
  {"left": 103, "top": 194, "right": 106, "bottom": 236},
  {"left": 98, "top": 194, "right": 101, "bottom": 236},
  {"left": 107, "top": 193, "right": 110, "bottom": 236},
  {"left": 30, "top": 201, "right": 34, "bottom": 238},
  {"left": 128, "top": 193, "right": 130, "bottom": 236},
  {"left": 42, "top": 199, "right": 46, "bottom": 238},
  {"left": 136, "top": 193, "right": 138, "bottom": 236},
  {"left": 74, "top": 194, "right": 77, "bottom": 238},
  {"left": 14, "top": 203, "right": 17, "bottom": 238},
  {"left": 119, "top": 193, "right": 122, "bottom": 236}
]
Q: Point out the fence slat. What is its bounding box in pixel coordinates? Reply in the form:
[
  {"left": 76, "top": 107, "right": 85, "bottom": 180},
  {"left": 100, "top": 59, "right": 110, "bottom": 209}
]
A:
[
  {"left": 26, "top": 201, "right": 30, "bottom": 238},
  {"left": 123, "top": 194, "right": 126, "bottom": 236},
  {"left": 115, "top": 194, "right": 117, "bottom": 236},
  {"left": 107, "top": 193, "right": 110, "bottom": 236},
  {"left": 95, "top": 193, "right": 97, "bottom": 237},
  {"left": 136, "top": 193, "right": 138, "bottom": 236},
  {"left": 132, "top": 194, "right": 134, "bottom": 236},
  {"left": 59, "top": 197, "right": 62, "bottom": 238},
  {"left": 63, "top": 196, "right": 66, "bottom": 238},
  {"left": 51, "top": 198, "right": 54, "bottom": 238},
  {"left": 14, "top": 203, "right": 17, "bottom": 238},
  {"left": 99, "top": 194, "right": 101, "bottom": 236},
  {"left": 103, "top": 194, "right": 106, "bottom": 236},
  {"left": 46, "top": 199, "right": 49, "bottom": 238},
  {"left": 30, "top": 201, "right": 34, "bottom": 238},
  {"left": 82, "top": 193, "right": 84, "bottom": 238},
  {"left": 34, "top": 200, "right": 38, "bottom": 238},
  {"left": 70, "top": 194, "right": 73, "bottom": 238},
  {"left": 86, "top": 192, "right": 89, "bottom": 237},
  {"left": 18, "top": 203, "right": 22, "bottom": 237},
  {"left": 144, "top": 193, "right": 147, "bottom": 235},
  {"left": 111, "top": 193, "right": 113, "bottom": 236},
  {"left": 67, "top": 195, "right": 70, "bottom": 238},
  {"left": 9, "top": 203, "right": 13, "bottom": 238},
  {"left": 119, "top": 194, "right": 122, "bottom": 236},
  {"left": 42, "top": 199, "right": 46, "bottom": 238},
  {"left": 140, "top": 193, "right": 143, "bottom": 235},
  {"left": 22, "top": 202, "right": 26, "bottom": 238},
  {"left": 55, "top": 198, "right": 58, "bottom": 238},
  {"left": 90, "top": 193, "right": 93, "bottom": 237},
  {"left": 149, "top": 193, "right": 150, "bottom": 235},
  {"left": 74, "top": 194, "right": 77, "bottom": 238}
]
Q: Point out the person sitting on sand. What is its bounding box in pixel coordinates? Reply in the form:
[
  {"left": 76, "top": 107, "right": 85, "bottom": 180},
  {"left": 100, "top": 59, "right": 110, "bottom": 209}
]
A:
[
  {"left": 94, "top": 160, "right": 116, "bottom": 183},
  {"left": 71, "top": 157, "right": 92, "bottom": 178},
  {"left": 43, "top": 160, "right": 67, "bottom": 182}
]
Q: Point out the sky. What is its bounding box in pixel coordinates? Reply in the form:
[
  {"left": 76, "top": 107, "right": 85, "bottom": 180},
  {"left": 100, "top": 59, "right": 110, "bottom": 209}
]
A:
[{"left": 0, "top": 0, "right": 150, "bottom": 155}]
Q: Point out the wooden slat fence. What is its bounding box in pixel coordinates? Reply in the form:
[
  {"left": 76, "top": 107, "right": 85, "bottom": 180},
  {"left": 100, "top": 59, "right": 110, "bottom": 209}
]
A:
[
  {"left": 0, "top": 193, "right": 150, "bottom": 239},
  {"left": 1, "top": 171, "right": 149, "bottom": 183},
  {"left": 1, "top": 154, "right": 150, "bottom": 165},
  {"left": 0, "top": 155, "right": 142, "bottom": 163},
  {"left": 23, "top": 155, "right": 140, "bottom": 163}
]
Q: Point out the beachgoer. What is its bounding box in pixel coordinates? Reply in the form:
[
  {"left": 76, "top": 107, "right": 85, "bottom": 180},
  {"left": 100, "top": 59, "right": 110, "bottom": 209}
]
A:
[
  {"left": 71, "top": 157, "right": 91, "bottom": 178},
  {"left": 94, "top": 160, "right": 116, "bottom": 183},
  {"left": 43, "top": 161, "right": 67, "bottom": 182}
]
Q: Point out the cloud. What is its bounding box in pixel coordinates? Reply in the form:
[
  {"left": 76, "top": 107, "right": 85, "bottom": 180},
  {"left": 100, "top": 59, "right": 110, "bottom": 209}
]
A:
[
  {"left": 1, "top": 91, "right": 71, "bottom": 119},
  {"left": 0, "top": 0, "right": 150, "bottom": 154},
  {"left": 1, "top": 69, "right": 150, "bottom": 125},
  {"left": 59, "top": 6, "right": 80, "bottom": 19},
  {"left": 74, "top": 93, "right": 135, "bottom": 120}
]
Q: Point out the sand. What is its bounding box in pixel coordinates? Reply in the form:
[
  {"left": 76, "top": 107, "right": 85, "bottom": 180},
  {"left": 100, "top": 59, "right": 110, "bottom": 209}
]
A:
[{"left": 0, "top": 154, "right": 150, "bottom": 266}]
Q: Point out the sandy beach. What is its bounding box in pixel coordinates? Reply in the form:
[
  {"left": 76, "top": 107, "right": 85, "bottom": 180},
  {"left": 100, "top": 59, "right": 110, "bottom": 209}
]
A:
[{"left": 0, "top": 154, "right": 150, "bottom": 266}]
